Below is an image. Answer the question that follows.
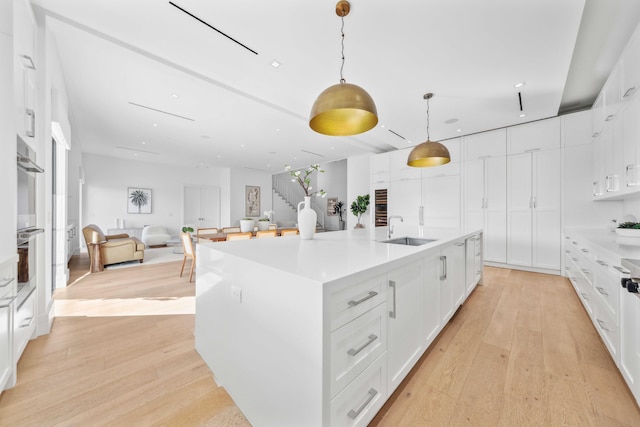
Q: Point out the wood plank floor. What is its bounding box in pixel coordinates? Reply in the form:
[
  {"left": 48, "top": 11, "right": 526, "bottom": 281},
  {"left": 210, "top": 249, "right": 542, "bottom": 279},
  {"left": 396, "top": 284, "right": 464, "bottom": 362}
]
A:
[{"left": 0, "top": 255, "right": 639, "bottom": 426}]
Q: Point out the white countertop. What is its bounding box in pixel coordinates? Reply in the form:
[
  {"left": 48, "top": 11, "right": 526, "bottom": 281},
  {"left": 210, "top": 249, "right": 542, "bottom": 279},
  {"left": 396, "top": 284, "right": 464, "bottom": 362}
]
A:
[
  {"left": 198, "top": 226, "right": 478, "bottom": 283},
  {"left": 566, "top": 227, "right": 640, "bottom": 262}
]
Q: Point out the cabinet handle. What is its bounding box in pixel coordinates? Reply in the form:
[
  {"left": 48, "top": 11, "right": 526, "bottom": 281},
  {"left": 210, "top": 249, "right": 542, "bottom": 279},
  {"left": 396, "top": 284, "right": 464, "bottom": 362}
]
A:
[
  {"left": 581, "top": 249, "right": 589, "bottom": 253},
  {"left": 0, "top": 277, "right": 14, "bottom": 288},
  {"left": 596, "top": 318, "right": 610, "bottom": 332},
  {"left": 580, "top": 292, "right": 590, "bottom": 300},
  {"left": 347, "top": 334, "right": 378, "bottom": 356},
  {"left": 348, "top": 388, "right": 378, "bottom": 420},
  {"left": 596, "top": 287, "right": 609, "bottom": 296},
  {"left": 529, "top": 197, "right": 532, "bottom": 209},
  {"left": 605, "top": 114, "right": 615, "bottom": 122},
  {"left": 533, "top": 196, "right": 537, "bottom": 208},
  {"left": 440, "top": 256, "right": 447, "bottom": 281},
  {"left": 389, "top": 280, "right": 396, "bottom": 319},
  {"left": 455, "top": 242, "right": 465, "bottom": 247},
  {"left": 419, "top": 206, "right": 424, "bottom": 226},
  {"left": 623, "top": 87, "right": 636, "bottom": 98},
  {"left": 565, "top": 250, "right": 570, "bottom": 254},
  {"left": 348, "top": 291, "right": 378, "bottom": 308},
  {"left": 581, "top": 269, "right": 590, "bottom": 274},
  {"left": 19, "top": 316, "right": 34, "bottom": 328},
  {"left": 0, "top": 296, "right": 17, "bottom": 308},
  {"left": 21, "top": 55, "right": 36, "bottom": 70},
  {"left": 613, "top": 265, "right": 630, "bottom": 274},
  {"left": 597, "top": 260, "right": 609, "bottom": 267},
  {"left": 524, "top": 148, "right": 540, "bottom": 152}
]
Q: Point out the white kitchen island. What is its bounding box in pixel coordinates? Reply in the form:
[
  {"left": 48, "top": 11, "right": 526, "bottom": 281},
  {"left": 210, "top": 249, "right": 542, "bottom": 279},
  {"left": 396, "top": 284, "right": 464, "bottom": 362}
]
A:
[{"left": 195, "top": 227, "right": 483, "bottom": 427}]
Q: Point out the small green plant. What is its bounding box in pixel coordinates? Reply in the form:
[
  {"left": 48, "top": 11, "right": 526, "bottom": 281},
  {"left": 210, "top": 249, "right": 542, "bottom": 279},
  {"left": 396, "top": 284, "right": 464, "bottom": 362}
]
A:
[
  {"left": 351, "top": 194, "right": 370, "bottom": 228},
  {"left": 182, "top": 226, "right": 194, "bottom": 233},
  {"left": 259, "top": 217, "right": 269, "bottom": 222},
  {"left": 618, "top": 222, "right": 640, "bottom": 229}
]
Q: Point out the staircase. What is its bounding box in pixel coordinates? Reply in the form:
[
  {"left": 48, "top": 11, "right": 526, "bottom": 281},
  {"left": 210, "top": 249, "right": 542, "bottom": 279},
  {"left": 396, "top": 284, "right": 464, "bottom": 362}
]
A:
[{"left": 272, "top": 175, "right": 324, "bottom": 232}]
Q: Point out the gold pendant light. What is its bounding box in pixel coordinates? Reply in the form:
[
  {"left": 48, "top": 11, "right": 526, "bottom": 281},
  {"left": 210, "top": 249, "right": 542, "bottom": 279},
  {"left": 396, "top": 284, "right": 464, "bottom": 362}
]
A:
[
  {"left": 407, "top": 93, "right": 451, "bottom": 167},
  {"left": 309, "top": 1, "right": 378, "bottom": 136}
]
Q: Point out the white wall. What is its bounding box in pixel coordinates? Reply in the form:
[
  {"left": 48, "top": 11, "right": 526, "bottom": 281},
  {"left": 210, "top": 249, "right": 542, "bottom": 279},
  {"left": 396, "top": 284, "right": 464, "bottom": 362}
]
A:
[
  {"left": 82, "top": 153, "right": 226, "bottom": 236},
  {"left": 229, "top": 167, "right": 272, "bottom": 225},
  {"left": 347, "top": 154, "right": 371, "bottom": 229}
]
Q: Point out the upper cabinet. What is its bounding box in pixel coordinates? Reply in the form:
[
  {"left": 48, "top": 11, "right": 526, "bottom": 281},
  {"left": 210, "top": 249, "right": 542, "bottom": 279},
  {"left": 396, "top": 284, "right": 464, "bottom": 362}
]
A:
[
  {"left": 507, "top": 117, "right": 561, "bottom": 155},
  {"left": 622, "top": 23, "right": 640, "bottom": 104},
  {"left": 464, "top": 129, "right": 506, "bottom": 160},
  {"left": 13, "top": 0, "right": 37, "bottom": 148}
]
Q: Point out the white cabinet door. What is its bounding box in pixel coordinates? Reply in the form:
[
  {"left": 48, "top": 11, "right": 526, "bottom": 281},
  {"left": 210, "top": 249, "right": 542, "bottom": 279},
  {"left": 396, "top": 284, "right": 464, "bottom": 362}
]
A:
[
  {"left": 485, "top": 156, "right": 507, "bottom": 263},
  {"left": 387, "top": 262, "right": 423, "bottom": 393},
  {"left": 622, "top": 99, "right": 640, "bottom": 188},
  {"left": 532, "top": 150, "right": 561, "bottom": 270},
  {"left": 507, "top": 117, "right": 560, "bottom": 154},
  {"left": 389, "top": 179, "right": 421, "bottom": 227},
  {"left": 184, "top": 186, "right": 220, "bottom": 229},
  {"left": 0, "top": 297, "right": 13, "bottom": 391},
  {"left": 423, "top": 175, "right": 460, "bottom": 229},
  {"left": 465, "top": 158, "right": 484, "bottom": 233},
  {"left": 422, "top": 251, "right": 441, "bottom": 347},
  {"left": 444, "top": 242, "right": 466, "bottom": 309},
  {"left": 507, "top": 153, "right": 533, "bottom": 266},
  {"left": 620, "top": 288, "right": 640, "bottom": 403},
  {"left": 622, "top": 26, "right": 640, "bottom": 103}
]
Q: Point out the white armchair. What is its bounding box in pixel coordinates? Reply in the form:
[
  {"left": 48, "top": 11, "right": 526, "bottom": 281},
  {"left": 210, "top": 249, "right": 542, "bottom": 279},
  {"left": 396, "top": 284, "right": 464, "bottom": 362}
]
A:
[{"left": 141, "top": 225, "right": 171, "bottom": 247}]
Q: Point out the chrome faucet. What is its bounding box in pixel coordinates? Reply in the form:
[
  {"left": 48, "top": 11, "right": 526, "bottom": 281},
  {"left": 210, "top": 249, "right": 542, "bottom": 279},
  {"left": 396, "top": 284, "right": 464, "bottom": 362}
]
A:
[{"left": 388, "top": 215, "right": 404, "bottom": 239}]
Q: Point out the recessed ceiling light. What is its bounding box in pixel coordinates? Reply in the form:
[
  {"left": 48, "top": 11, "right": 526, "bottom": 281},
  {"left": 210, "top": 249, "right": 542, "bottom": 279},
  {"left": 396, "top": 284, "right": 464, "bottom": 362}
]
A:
[
  {"left": 271, "top": 60, "right": 281, "bottom": 68},
  {"left": 407, "top": 140, "right": 412, "bottom": 144},
  {"left": 456, "top": 129, "right": 462, "bottom": 132},
  {"left": 267, "top": 164, "right": 271, "bottom": 168},
  {"left": 141, "top": 141, "right": 146, "bottom": 145},
  {"left": 152, "top": 123, "right": 158, "bottom": 127},
  {"left": 217, "top": 155, "right": 221, "bottom": 158},
  {"left": 514, "top": 81, "right": 526, "bottom": 88},
  {"left": 276, "top": 128, "right": 280, "bottom": 131},
  {"left": 380, "top": 124, "right": 385, "bottom": 128},
  {"left": 293, "top": 156, "right": 297, "bottom": 160},
  {"left": 241, "top": 144, "right": 245, "bottom": 147},
  {"left": 171, "top": 93, "right": 180, "bottom": 98},
  {"left": 519, "top": 113, "right": 526, "bottom": 117},
  {"left": 331, "top": 146, "right": 335, "bottom": 150},
  {"left": 133, "top": 153, "right": 138, "bottom": 156}
]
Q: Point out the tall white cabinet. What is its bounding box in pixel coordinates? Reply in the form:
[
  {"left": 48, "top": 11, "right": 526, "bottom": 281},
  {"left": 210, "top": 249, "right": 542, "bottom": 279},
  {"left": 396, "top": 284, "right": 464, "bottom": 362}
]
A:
[
  {"left": 464, "top": 129, "right": 507, "bottom": 263},
  {"left": 506, "top": 118, "right": 561, "bottom": 271}
]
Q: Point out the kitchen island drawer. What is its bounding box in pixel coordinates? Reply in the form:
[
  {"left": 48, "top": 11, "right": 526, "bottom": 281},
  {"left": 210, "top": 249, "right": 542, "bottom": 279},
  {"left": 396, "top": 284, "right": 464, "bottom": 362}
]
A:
[
  {"left": 330, "top": 275, "right": 387, "bottom": 331},
  {"left": 330, "top": 303, "right": 386, "bottom": 398},
  {"left": 330, "top": 352, "right": 387, "bottom": 427}
]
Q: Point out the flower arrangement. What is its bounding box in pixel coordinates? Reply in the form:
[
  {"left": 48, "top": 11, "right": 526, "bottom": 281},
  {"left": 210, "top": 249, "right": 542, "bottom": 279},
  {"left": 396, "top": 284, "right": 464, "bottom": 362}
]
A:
[
  {"left": 262, "top": 210, "right": 274, "bottom": 222},
  {"left": 285, "top": 164, "right": 327, "bottom": 197}
]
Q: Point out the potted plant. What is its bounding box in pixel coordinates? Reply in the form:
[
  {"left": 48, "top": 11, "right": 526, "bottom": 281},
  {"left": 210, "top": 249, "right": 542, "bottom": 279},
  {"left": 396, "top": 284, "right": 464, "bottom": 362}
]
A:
[
  {"left": 350, "top": 194, "right": 370, "bottom": 229},
  {"left": 334, "top": 201, "right": 345, "bottom": 230},
  {"left": 181, "top": 226, "right": 194, "bottom": 234},
  {"left": 240, "top": 218, "right": 255, "bottom": 233},
  {"left": 258, "top": 217, "right": 270, "bottom": 231},
  {"left": 616, "top": 221, "right": 640, "bottom": 236}
]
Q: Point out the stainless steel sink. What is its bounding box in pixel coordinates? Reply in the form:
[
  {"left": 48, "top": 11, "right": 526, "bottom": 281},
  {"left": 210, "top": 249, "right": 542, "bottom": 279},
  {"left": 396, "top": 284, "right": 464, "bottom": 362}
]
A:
[{"left": 381, "top": 237, "right": 437, "bottom": 246}]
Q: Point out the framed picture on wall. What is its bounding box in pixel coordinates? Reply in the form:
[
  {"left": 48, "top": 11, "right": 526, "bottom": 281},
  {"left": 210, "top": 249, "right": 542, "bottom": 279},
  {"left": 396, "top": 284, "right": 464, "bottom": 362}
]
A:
[
  {"left": 127, "top": 187, "right": 152, "bottom": 214},
  {"left": 327, "top": 197, "right": 338, "bottom": 215},
  {"left": 245, "top": 185, "right": 260, "bottom": 217}
]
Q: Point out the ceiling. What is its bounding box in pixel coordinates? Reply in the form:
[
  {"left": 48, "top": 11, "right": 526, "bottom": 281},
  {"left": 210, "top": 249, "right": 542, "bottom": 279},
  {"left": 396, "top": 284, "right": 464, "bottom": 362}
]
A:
[{"left": 30, "top": 0, "right": 640, "bottom": 172}]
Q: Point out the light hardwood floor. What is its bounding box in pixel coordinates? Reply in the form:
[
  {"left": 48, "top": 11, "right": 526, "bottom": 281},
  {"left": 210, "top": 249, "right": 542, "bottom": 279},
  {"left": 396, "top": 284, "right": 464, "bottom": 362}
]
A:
[{"left": 0, "top": 255, "right": 639, "bottom": 426}]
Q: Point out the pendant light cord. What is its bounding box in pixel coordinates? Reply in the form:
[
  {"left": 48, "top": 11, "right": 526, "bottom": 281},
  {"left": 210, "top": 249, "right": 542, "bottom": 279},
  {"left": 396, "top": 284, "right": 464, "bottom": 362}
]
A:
[
  {"left": 340, "top": 14, "right": 346, "bottom": 84},
  {"left": 426, "top": 97, "right": 430, "bottom": 141}
]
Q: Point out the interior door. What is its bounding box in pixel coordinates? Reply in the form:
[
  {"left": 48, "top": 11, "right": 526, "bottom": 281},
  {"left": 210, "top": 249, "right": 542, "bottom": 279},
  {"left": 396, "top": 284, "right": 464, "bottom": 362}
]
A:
[{"left": 184, "top": 186, "right": 220, "bottom": 229}]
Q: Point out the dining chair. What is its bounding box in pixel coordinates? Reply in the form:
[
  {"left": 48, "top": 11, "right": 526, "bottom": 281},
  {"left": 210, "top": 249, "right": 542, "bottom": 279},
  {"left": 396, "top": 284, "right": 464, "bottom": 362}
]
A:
[
  {"left": 280, "top": 228, "right": 299, "bottom": 237},
  {"left": 196, "top": 227, "right": 219, "bottom": 243},
  {"left": 179, "top": 232, "right": 196, "bottom": 282},
  {"left": 222, "top": 226, "right": 241, "bottom": 234},
  {"left": 226, "top": 232, "right": 252, "bottom": 241},
  {"left": 256, "top": 230, "right": 276, "bottom": 239}
]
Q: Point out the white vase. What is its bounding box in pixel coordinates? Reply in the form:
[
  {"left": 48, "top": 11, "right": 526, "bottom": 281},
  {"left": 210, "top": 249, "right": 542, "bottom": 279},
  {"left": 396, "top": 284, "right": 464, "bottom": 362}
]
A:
[
  {"left": 297, "top": 196, "right": 317, "bottom": 240},
  {"left": 257, "top": 221, "right": 269, "bottom": 231}
]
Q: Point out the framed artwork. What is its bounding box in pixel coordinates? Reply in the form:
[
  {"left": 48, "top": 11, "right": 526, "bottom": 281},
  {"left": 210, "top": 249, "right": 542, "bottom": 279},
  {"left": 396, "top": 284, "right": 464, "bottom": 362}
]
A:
[
  {"left": 127, "top": 187, "right": 152, "bottom": 214},
  {"left": 327, "top": 197, "right": 338, "bottom": 215},
  {"left": 245, "top": 185, "right": 260, "bottom": 217}
]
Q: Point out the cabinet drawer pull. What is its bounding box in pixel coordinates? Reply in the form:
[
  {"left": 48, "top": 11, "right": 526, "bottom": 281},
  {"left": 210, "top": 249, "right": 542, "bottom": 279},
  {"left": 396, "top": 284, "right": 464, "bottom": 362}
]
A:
[
  {"left": 0, "top": 277, "right": 14, "bottom": 288},
  {"left": 0, "top": 296, "right": 17, "bottom": 308},
  {"left": 348, "top": 291, "right": 378, "bottom": 308},
  {"left": 347, "top": 334, "right": 378, "bottom": 356},
  {"left": 596, "top": 318, "right": 610, "bottom": 332},
  {"left": 19, "top": 316, "right": 34, "bottom": 328},
  {"left": 524, "top": 148, "right": 541, "bottom": 152},
  {"left": 581, "top": 292, "right": 590, "bottom": 300},
  {"left": 623, "top": 87, "right": 636, "bottom": 98},
  {"left": 455, "top": 242, "right": 465, "bottom": 247},
  {"left": 613, "top": 265, "right": 630, "bottom": 274},
  {"left": 347, "top": 388, "right": 378, "bottom": 420},
  {"left": 596, "top": 287, "right": 609, "bottom": 296},
  {"left": 581, "top": 249, "right": 589, "bottom": 253},
  {"left": 605, "top": 114, "right": 615, "bottom": 122},
  {"left": 440, "top": 256, "right": 447, "bottom": 281},
  {"left": 389, "top": 280, "right": 396, "bottom": 319},
  {"left": 597, "top": 260, "right": 609, "bottom": 267}
]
